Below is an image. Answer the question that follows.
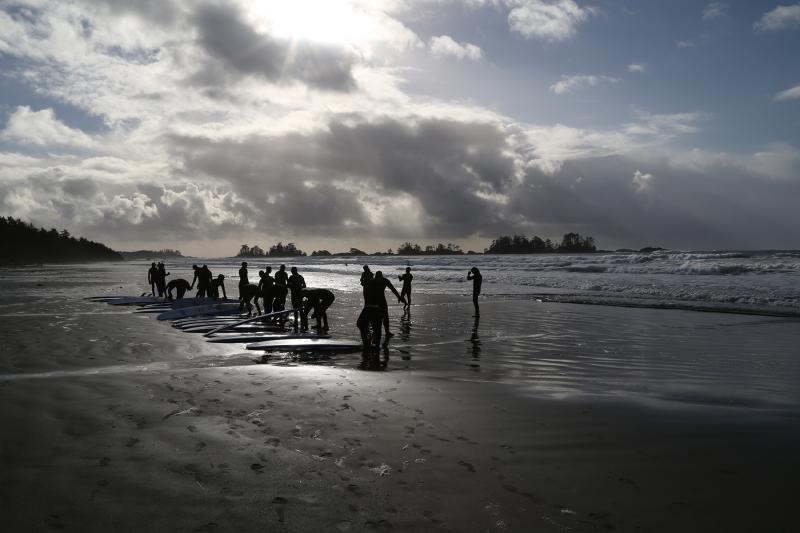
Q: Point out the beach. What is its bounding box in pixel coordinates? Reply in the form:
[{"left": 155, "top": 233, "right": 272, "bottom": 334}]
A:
[{"left": 1, "top": 261, "right": 799, "bottom": 532}]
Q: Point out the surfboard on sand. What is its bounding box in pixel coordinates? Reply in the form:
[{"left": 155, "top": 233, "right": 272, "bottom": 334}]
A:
[
  {"left": 106, "top": 296, "right": 164, "bottom": 306},
  {"left": 207, "top": 333, "right": 331, "bottom": 344},
  {"left": 203, "top": 308, "right": 299, "bottom": 337},
  {"left": 157, "top": 303, "right": 240, "bottom": 321},
  {"left": 246, "top": 338, "right": 364, "bottom": 352},
  {"left": 172, "top": 318, "right": 243, "bottom": 329},
  {"left": 181, "top": 324, "right": 287, "bottom": 334}
]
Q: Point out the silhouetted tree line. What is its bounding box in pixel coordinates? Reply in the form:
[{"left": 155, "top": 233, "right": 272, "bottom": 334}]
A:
[
  {"left": 485, "top": 232, "right": 596, "bottom": 254},
  {"left": 121, "top": 249, "right": 183, "bottom": 260},
  {"left": 396, "top": 242, "right": 464, "bottom": 255},
  {"left": 0, "top": 217, "right": 122, "bottom": 264},
  {"left": 237, "top": 242, "right": 306, "bottom": 257}
]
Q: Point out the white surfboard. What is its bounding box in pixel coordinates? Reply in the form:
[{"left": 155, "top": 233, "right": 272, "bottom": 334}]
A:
[
  {"left": 107, "top": 296, "right": 164, "bottom": 306},
  {"left": 203, "top": 308, "right": 299, "bottom": 337},
  {"left": 207, "top": 333, "right": 330, "bottom": 344},
  {"left": 182, "top": 324, "right": 287, "bottom": 334},
  {"left": 246, "top": 338, "right": 364, "bottom": 352}
]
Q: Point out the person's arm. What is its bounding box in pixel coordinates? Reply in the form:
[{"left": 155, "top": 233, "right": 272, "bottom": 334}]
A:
[
  {"left": 166, "top": 284, "right": 174, "bottom": 301},
  {"left": 221, "top": 282, "right": 227, "bottom": 299},
  {"left": 467, "top": 271, "right": 474, "bottom": 280},
  {"left": 300, "top": 276, "right": 306, "bottom": 289},
  {"left": 386, "top": 280, "right": 404, "bottom": 302},
  {"left": 190, "top": 271, "right": 198, "bottom": 289}
]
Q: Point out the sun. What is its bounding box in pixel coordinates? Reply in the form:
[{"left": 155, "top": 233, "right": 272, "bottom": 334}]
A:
[{"left": 246, "top": 0, "right": 377, "bottom": 49}]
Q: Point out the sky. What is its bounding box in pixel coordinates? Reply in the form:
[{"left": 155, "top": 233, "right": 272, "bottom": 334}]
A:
[{"left": 0, "top": 0, "right": 798, "bottom": 255}]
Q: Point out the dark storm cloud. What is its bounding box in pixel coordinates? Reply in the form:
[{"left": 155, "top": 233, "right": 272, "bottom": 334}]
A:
[
  {"left": 169, "top": 116, "right": 519, "bottom": 237},
  {"left": 190, "top": 3, "right": 357, "bottom": 92}
]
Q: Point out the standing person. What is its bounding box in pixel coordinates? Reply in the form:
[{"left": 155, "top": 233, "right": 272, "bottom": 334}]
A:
[
  {"left": 301, "top": 288, "right": 335, "bottom": 332},
  {"left": 189, "top": 264, "right": 201, "bottom": 297},
  {"left": 259, "top": 266, "right": 275, "bottom": 314},
  {"left": 360, "top": 265, "right": 373, "bottom": 301},
  {"left": 366, "top": 271, "right": 405, "bottom": 338},
  {"left": 273, "top": 266, "right": 288, "bottom": 313},
  {"left": 357, "top": 304, "right": 383, "bottom": 350},
  {"left": 165, "top": 278, "right": 191, "bottom": 301},
  {"left": 147, "top": 263, "right": 158, "bottom": 296},
  {"left": 238, "top": 262, "right": 249, "bottom": 299},
  {"left": 467, "top": 267, "right": 482, "bottom": 317},
  {"left": 156, "top": 262, "right": 169, "bottom": 297},
  {"left": 287, "top": 266, "right": 306, "bottom": 328},
  {"left": 398, "top": 267, "right": 413, "bottom": 307},
  {"left": 193, "top": 264, "right": 212, "bottom": 298},
  {"left": 210, "top": 274, "right": 227, "bottom": 299},
  {"left": 274, "top": 264, "right": 288, "bottom": 287}
]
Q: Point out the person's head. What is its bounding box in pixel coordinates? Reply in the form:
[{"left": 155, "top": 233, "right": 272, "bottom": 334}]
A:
[
  {"left": 151, "top": 262, "right": 156, "bottom": 267},
  {"left": 405, "top": 267, "right": 411, "bottom": 273},
  {"left": 242, "top": 261, "right": 247, "bottom": 267},
  {"left": 192, "top": 264, "right": 198, "bottom": 270},
  {"left": 258, "top": 270, "right": 265, "bottom": 278},
  {"left": 363, "top": 265, "right": 370, "bottom": 272},
  {"left": 217, "top": 274, "right": 224, "bottom": 280},
  {"left": 375, "top": 271, "right": 384, "bottom": 280},
  {"left": 265, "top": 266, "right": 272, "bottom": 274},
  {"left": 291, "top": 266, "right": 298, "bottom": 274},
  {"left": 279, "top": 264, "right": 286, "bottom": 271},
  {"left": 471, "top": 267, "right": 480, "bottom": 274}
]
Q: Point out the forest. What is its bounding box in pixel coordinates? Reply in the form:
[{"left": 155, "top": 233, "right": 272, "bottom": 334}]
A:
[{"left": 0, "top": 217, "right": 122, "bottom": 264}]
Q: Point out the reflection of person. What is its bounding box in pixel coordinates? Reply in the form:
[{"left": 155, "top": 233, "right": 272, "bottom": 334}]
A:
[
  {"left": 467, "top": 267, "right": 482, "bottom": 317},
  {"left": 166, "top": 278, "right": 191, "bottom": 300},
  {"left": 398, "top": 267, "right": 413, "bottom": 307},
  {"left": 210, "top": 274, "right": 227, "bottom": 299},
  {"left": 301, "top": 288, "right": 335, "bottom": 331},
  {"left": 365, "top": 271, "right": 405, "bottom": 338}
]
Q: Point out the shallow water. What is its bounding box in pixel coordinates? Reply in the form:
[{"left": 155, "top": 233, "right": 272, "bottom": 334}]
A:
[{"left": 1, "top": 260, "right": 799, "bottom": 414}]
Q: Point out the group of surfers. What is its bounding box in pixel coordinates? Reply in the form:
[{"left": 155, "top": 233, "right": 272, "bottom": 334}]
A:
[{"left": 147, "top": 261, "right": 484, "bottom": 348}]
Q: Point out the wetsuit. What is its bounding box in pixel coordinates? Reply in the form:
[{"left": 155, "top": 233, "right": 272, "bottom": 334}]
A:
[
  {"left": 273, "top": 268, "right": 289, "bottom": 312},
  {"left": 357, "top": 305, "right": 383, "bottom": 348},
  {"left": 156, "top": 264, "right": 169, "bottom": 296},
  {"left": 365, "top": 276, "right": 402, "bottom": 335},
  {"left": 360, "top": 270, "right": 373, "bottom": 301},
  {"left": 210, "top": 277, "right": 226, "bottom": 299},
  {"left": 166, "top": 278, "right": 191, "bottom": 300},
  {"left": 287, "top": 271, "right": 306, "bottom": 327},
  {"left": 468, "top": 270, "right": 482, "bottom": 316},
  {"left": 259, "top": 272, "right": 275, "bottom": 314},
  {"left": 399, "top": 272, "right": 413, "bottom": 305},
  {"left": 238, "top": 265, "right": 249, "bottom": 294},
  {"left": 301, "top": 288, "right": 335, "bottom": 330},
  {"left": 239, "top": 283, "right": 262, "bottom": 315},
  {"left": 147, "top": 265, "right": 158, "bottom": 296}
]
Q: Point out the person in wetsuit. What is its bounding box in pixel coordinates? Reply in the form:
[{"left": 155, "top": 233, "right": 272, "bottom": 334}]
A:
[
  {"left": 259, "top": 267, "right": 275, "bottom": 314},
  {"left": 238, "top": 262, "right": 249, "bottom": 298},
  {"left": 239, "top": 283, "right": 262, "bottom": 315},
  {"left": 357, "top": 304, "right": 384, "bottom": 349},
  {"left": 467, "top": 267, "right": 482, "bottom": 317},
  {"left": 147, "top": 263, "right": 158, "bottom": 296},
  {"left": 301, "top": 288, "right": 335, "bottom": 331},
  {"left": 156, "top": 262, "right": 169, "bottom": 297},
  {"left": 192, "top": 264, "right": 212, "bottom": 298},
  {"left": 209, "top": 274, "right": 227, "bottom": 299},
  {"left": 398, "top": 267, "right": 413, "bottom": 307},
  {"left": 360, "top": 265, "right": 373, "bottom": 301},
  {"left": 273, "top": 266, "right": 288, "bottom": 311},
  {"left": 365, "top": 271, "right": 405, "bottom": 338},
  {"left": 190, "top": 265, "right": 201, "bottom": 296},
  {"left": 287, "top": 266, "right": 306, "bottom": 328},
  {"left": 166, "top": 278, "right": 191, "bottom": 300}
]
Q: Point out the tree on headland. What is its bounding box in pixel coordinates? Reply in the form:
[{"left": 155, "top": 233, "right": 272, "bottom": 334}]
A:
[
  {"left": 396, "top": 242, "right": 463, "bottom": 255},
  {"left": 0, "top": 216, "right": 122, "bottom": 264},
  {"left": 485, "top": 233, "right": 597, "bottom": 254}
]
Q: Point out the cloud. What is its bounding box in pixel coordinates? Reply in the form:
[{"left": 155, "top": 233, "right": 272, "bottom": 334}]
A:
[
  {"left": 702, "top": 2, "right": 728, "bottom": 21},
  {"left": 429, "top": 35, "right": 483, "bottom": 60},
  {"left": 676, "top": 39, "right": 696, "bottom": 48},
  {"left": 773, "top": 84, "right": 800, "bottom": 101},
  {"left": 191, "top": 3, "right": 357, "bottom": 92},
  {"left": 627, "top": 64, "right": 646, "bottom": 73},
  {"left": 754, "top": 3, "right": 800, "bottom": 32},
  {"left": 505, "top": 0, "right": 596, "bottom": 42},
  {"left": 631, "top": 169, "right": 653, "bottom": 193},
  {"left": 1, "top": 106, "right": 94, "bottom": 148},
  {"left": 550, "top": 74, "right": 619, "bottom": 95}
]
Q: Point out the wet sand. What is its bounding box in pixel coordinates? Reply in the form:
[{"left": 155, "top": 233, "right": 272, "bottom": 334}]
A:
[{"left": 1, "top": 267, "right": 800, "bottom": 532}]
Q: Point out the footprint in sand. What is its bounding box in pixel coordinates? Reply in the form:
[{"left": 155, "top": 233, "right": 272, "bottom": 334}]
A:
[
  {"left": 364, "top": 519, "right": 394, "bottom": 532},
  {"left": 458, "top": 460, "right": 476, "bottom": 473},
  {"left": 271, "top": 496, "right": 288, "bottom": 522},
  {"left": 251, "top": 463, "right": 264, "bottom": 474}
]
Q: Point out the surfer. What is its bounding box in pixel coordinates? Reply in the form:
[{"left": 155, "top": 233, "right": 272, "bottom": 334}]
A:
[
  {"left": 210, "top": 274, "right": 227, "bottom": 300},
  {"left": 288, "top": 266, "right": 306, "bottom": 328},
  {"left": 301, "top": 288, "right": 335, "bottom": 331},
  {"left": 238, "top": 283, "right": 262, "bottom": 316},
  {"left": 467, "top": 267, "right": 482, "bottom": 317},
  {"left": 156, "top": 262, "right": 169, "bottom": 297},
  {"left": 357, "top": 304, "right": 383, "bottom": 349},
  {"left": 360, "top": 265, "right": 373, "bottom": 301},
  {"left": 238, "top": 261, "right": 249, "bottom": 295},
  {"left": 147, "top": 262, "right": 158, "bottom": 296},
  {"left": 165, "top": 278, "right": 191, "bottom": 300},
  {"left": 398, "top": 267, "right": 413, "bottom": 307},
  {"left": 194, "top": 264, "right": 212, "bottom": 299},
  {"left": 259, "top": 267, "right": 275, "bottom": 314},
  {"left": 365, "top": 271, "right": 405, "bottom": 338}
]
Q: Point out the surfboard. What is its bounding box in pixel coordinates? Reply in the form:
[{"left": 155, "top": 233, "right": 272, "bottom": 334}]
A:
[
  {"left": 173, "top": 318, "right": 244, "bottom": 329},
  {"left": 157, "top": 303, "right": 240, "bottom": 321},
  {"left": 106, "top": 296, "right": 164, "bottom": 306},
  {"left": 246, "top": 338, "right": 364, "bottom": 352},
  {"left": 207, "top": 333, "right": 330, "bottom": 344},
  {"left": 182, "top": 324, "right": 287, "bottom": 334},
  {"left": 203, "top": 308, "right": 300, "bottom": 337}
]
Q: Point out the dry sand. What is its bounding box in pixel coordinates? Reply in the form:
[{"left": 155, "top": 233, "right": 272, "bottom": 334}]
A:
[{"left": 1, "top": 269, "right": 799, "bottom": 532}]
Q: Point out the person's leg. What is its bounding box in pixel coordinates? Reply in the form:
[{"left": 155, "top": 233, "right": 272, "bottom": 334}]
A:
[
  {"left": 473, "top": 293, "right": 480, "bottom": 316},
  {"left": 357, "top": 309, "right": 369, "bottom": 347},
  {"left": 371, "top": 313, "right": 383, "bottom": 346}
]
